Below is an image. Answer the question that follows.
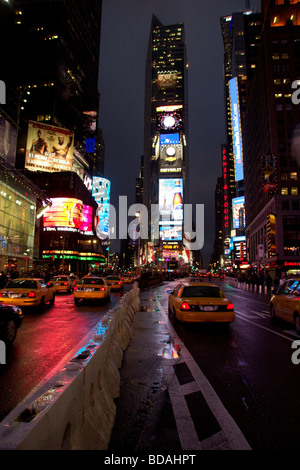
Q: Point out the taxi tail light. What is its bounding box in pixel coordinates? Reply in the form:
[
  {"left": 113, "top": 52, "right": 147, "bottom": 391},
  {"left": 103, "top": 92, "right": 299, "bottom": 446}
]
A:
[
  {"left": 226, "top": 302, "right": 234, "bottom": 310},
  {"left": 181, "top": 302, "right": 190, "bottom": 310},
  {"left": 28, "top": 291, "right": 36, "bottom": 298},
  {"left": 118, "top": 282, "right": 122, "bottom": 285},
  {"left": 100, "top": 287, "right": 105, "bottom": 291},
  {"left": 74, "top": 286, "right": 78, "bottom": 291},
  {"left": 64, "top": 282, "right": 68, "bottom": 286}
]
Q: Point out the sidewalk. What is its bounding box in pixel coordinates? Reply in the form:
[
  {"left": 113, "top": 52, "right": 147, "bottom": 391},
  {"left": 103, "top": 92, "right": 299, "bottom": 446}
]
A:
[{"left": 107, "top": 284, "right": 251, "bottom": 453}]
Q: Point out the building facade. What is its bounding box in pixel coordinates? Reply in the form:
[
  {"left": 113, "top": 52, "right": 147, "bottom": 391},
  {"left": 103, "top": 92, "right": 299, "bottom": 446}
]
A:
[
  {"left": 143, "top": 15, "right": 190, "bottom": 270},
  {"left": 243, "top": 0, "right": 300, "bottom": 277}
]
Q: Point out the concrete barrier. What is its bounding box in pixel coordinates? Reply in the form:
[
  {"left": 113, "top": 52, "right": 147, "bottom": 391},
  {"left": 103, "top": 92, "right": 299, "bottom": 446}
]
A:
[{"left": 0, "top": 284, "right": 140, "bottom": 450}]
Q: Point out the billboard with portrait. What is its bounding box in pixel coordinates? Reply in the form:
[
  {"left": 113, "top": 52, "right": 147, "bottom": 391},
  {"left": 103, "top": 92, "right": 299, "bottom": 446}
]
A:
[
  {"left": 43, "top": 197, "right": 93, "bottom": 235},
  {"left": 25, "top": 120, "right": 74, "bottom": 173},
  {"left": 92, "top": 177, "right": 111, "bottom": 240}
]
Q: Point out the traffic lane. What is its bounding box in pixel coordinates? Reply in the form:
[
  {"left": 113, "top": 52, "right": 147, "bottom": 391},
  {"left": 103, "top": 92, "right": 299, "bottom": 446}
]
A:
[
  {"left": 161, "top": 282, "right": 300, "bottom": 449},
  {"left": 0, "top": 287, "right": 128, "bottom": 422}
]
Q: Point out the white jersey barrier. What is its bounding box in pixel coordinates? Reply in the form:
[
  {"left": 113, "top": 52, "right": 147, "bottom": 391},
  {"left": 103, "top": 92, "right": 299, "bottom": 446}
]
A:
[{"left": 0, "top": 284, "right": 140, "bottom": 450}]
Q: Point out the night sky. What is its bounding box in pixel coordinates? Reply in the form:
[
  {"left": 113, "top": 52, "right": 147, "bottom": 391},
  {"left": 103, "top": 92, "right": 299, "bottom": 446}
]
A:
[{"left": 98, "top": 0, "right": 261, "bottom": 267}]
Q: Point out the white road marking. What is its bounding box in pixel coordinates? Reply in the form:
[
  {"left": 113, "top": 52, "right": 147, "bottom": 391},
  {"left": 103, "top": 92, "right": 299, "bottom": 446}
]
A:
[{"left": 156, "top": 296, "right": 251, "bottom": 450}]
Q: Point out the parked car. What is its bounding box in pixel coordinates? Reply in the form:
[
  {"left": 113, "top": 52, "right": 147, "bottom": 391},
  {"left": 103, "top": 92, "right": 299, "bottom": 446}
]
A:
[
  {"left": 105, "top": 275, "right": 124, "bottom": 290},
  {"left": 0, "top": 304, "right": 23, "bottom": 344},
  {"left": 73, "top": 276, "right": 110, "bottom": 305},
  {"left": 168, "top": 282, "right": 235, "bottom": 324},
  {"left": 270, "top": 278, "right": 300, "bottom": 334},
  {"left": 0, "top": 278, "right": 55, "bottom": 309},
  {"left": 48, "top": 275, "right": 73, "bottom": 293}
]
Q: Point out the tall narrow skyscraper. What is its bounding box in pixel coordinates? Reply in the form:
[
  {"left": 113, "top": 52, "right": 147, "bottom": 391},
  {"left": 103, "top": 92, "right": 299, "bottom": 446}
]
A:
[{"left": 143, "top": 15, "right": 189, "bottom": 269}]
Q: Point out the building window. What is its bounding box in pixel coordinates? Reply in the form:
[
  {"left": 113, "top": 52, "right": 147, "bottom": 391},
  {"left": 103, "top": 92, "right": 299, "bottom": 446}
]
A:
[
  {"left": 291, "top": 187, "right": 298, "bottom": 195},
  {"left": 290, "top": 172, "right": 298, "bottom": 180},
  {"left": 281, "top": 187, "right": 288, "bottom": 195}
]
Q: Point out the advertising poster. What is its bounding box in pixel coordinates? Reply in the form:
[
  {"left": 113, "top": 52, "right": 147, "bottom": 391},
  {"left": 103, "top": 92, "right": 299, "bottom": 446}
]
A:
[
  {"left": 25, "top": 120, "right": 74, "bottom": 173},
  {"left": 0, "top": 116, "right": 17, "bottom": 166},
  {"left": 43, "top": 197, "right": 93, "bottom": 235},
  {"left": 159, "top": 223, "right": 182, "bottom": 242},
  {"left": 159, "top": 178, "right": 183, "bottom": 222},
  {"left": 160, "top": 133, "right": 183, "bottom": 173},
  {"left": 92, "top": 177, "right": 111, "bottom": 240},
  {"left": 157, "top": 71, "right": 178, "bottom": 90},
  {"left": 229, "top": 77, "right": 244, "bottom": 182},
  {"left": 232, "top": 196, "right": 245, "bottom": 229}
]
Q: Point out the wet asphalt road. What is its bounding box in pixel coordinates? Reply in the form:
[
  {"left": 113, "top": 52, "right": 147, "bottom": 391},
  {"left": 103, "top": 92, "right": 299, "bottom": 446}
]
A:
[
  {"left": 0, "top": 288, "right": 126, "bottom": 422},
  {"left": 108, "top": 279, "right": 300, "bottom": 451}
]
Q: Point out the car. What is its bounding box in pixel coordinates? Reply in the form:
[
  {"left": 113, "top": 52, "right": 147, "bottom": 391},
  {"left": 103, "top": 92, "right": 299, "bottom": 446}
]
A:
[
  {"left": 0, "top": 304, "right": 23, "bottom": 344},
  {"left": 73, "top": 276, "right": 111, "bottom": 305},
  {"left": 105, "top": 275, "right": 124, "bottom": 290},
  {"left": 0, "top": 278, "right": 55, "bottom": 309},
  {"left": 48, "top": 275, "right": 73, "bottom": 293},
  {"left": 168, "top": 282, "right": 235, "bottom": 324},
  {"left": 270, "top": 278, "right": 300, "bottom": 334},
  {"left": 122, "top": 274, "right": 133, "bottom": 284}
]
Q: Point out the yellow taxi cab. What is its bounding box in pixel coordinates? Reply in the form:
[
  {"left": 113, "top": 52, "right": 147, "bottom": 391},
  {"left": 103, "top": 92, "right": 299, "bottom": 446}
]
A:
[
  {"left": 105, "top": 275, "right": 124, "bottom": 290},
  {"left": 0, "top": 278, "right": 55, "bottom": 308},
  {"left": 270, "top": 278, "right": 300, "bottom": 334},
  {"left": 168, "top": 282, "right": 235, "bottom": 324},
  {"left": 48, "top": 275, "right": 73, "bottom": 294},
  {"left": 73, "top": 275, "right": 110, "bottom": 305},
  {"left": 122, "top": 274, "right": 133, "bottom": 284}
]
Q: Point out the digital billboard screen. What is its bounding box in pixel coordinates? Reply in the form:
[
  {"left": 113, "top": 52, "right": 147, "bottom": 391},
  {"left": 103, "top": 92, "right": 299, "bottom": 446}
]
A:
[
  {"left": 92, "top": 177, "right": 111, "bottom": 240},
  {"left": 43, "top": 198, "right": 93, "bottom": 234},
  {"left": 159, "top": 223, "right": 182, "bottom": 242},
  {"left": 25, "top": 121, "right": 74, "bottom": 173},
  {"left": 229, "top": 77, "right": 244, "bottom": 182},
  {"left": 159, "top": 178, "right": 183, "bottom": 222},
  {"left": 232, "top": 196, "right": 245, "bottom": 229},
  {"left": 160, "top": 134, "right": 180, "bottom": 145}
]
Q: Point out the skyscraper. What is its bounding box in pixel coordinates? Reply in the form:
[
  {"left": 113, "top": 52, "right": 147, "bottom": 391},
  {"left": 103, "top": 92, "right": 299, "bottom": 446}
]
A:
[
  {"left": 219, "top": 8, "right": 261, "bottom": 269},
  {"left": 242, "top": 0, "right": 300, "bottom": 276},
  {"left": 143, "top": 15, "right": 189, "bottom": 269},
  {"left": 4, "top": 0, "right": 103, "bottom": 176}
]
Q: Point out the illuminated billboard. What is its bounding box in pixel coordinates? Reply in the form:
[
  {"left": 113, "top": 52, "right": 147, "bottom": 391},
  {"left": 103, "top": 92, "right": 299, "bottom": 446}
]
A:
[
  {"left": 229, "top": 77, "right": 243, "bottom": 182},
  {"left": 25, "top": 121, "right": 74, "bottom": 173},
  {"left": 157, "top": 71, "right": 178, "bottom": 90},
  {"left": 0, "top": 116, "right": 17, "bottom": 166},
  {"left": 232, "top": 196, "right": 245, "bottom": 229},
  {"left": 159, "top": 178, "right": 183, "bottom": 222},
  {"left": 160, "top": 134, "right": 180, "bottom": 145},
  {"left": 156, "top": 105, "right": 183, "bottom": 132},
  {"left": 43, "top": 198, "right": 93, "bottom": 235},
  {"left": 92, "top": 177, "right": 111, "bottom": 240},
  {"left": 159, "top": 223, "right": 182, "bottom": 242}
]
